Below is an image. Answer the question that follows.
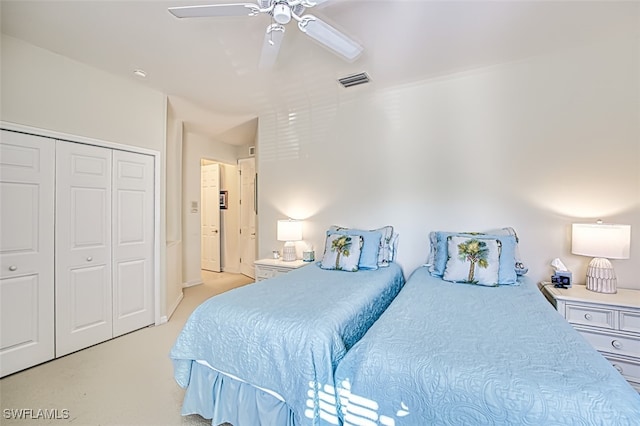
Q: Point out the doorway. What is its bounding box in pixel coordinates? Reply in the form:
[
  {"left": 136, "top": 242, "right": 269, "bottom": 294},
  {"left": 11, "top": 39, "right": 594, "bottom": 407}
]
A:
[
  {"left": 238, "top": 157, "right": 256, "bottom": 278},
  {"left": 201, "top": 161, "right": 220, "bottom": 272},
  {"left": 200, "top": 159, "right": 255, "bottom": 276}
]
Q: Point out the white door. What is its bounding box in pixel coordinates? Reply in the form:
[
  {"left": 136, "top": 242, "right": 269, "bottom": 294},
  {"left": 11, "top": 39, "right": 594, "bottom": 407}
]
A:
[
  {"left": 55, "top": 141, "right": 113, "bottom": 357},
  {"left": 0, "top": 131, "right": 55, "bottom": 377},
  {"left": 112, "top": 150, "right": 154, "bottom": 337},
  {"left": 238, "top": 158, "right": 256, "bottom": 278},
  {"left": 201, "top": 163, "right": 221, "bottom": 272}
]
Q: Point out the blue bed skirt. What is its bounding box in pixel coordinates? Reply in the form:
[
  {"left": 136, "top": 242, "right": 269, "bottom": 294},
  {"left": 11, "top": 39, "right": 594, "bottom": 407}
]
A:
[{"left": 181, "top": 361, "right": 296, "bottom": 426}]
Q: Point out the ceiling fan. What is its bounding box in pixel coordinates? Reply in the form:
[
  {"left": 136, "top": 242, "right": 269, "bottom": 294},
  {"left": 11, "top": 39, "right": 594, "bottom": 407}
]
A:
[{"left": 168, "top": 0, "right": 363, "bottom": 68}]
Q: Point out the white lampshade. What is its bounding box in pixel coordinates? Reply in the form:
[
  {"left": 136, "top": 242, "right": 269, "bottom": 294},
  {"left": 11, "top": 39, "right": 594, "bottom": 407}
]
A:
[
  {"left": 277, "top": 219, "right": 302, "bottom": 242},
  {"left": 277, "top": 219, "right": 302, "bottom": 261},
  {"left": 571, "top": 222, "right": 631, "bottom": 294},
  {"left": 572, "top": 223, "right": 631, "bottom": 259}
]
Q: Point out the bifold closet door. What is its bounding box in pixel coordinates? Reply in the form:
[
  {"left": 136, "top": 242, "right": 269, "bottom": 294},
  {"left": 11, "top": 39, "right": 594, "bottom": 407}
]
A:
[
  {"left": 112, "top": 150, "right": 154, "bottom": 337},
  {"left": 0, "top": 131, "right": 55, "bottom": 377},
  {"left": 55, "top": 141, "right": 113, "bottom": 357}
]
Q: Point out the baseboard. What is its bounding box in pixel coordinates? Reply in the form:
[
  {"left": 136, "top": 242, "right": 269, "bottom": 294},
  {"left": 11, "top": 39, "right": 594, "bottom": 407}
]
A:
[
  {"left": 166, "top": 291, "right": 184, "bottom": 321},
  {"left": 183, "top": 279, "right": 203, "bottom": 288}
]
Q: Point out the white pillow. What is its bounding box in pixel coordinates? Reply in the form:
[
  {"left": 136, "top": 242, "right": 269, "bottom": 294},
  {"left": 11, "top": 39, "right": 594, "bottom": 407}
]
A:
[
  {"left": 320, "top": 234, "right": 363, "bottom": 272},
  {"left": 443, "top": 235, "right": 500, "bottom": 286}
]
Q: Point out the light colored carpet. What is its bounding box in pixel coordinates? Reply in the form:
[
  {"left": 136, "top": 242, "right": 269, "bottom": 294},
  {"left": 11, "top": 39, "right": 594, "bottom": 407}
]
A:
[{"left": 0, "top": 271, "right": 253, "bottom": 426}]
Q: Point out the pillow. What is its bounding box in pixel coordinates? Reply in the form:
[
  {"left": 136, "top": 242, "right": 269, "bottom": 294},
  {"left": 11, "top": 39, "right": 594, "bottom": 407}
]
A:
[
  {"left": 327, "top": 227, "right": 381, "bottom": 270},
  {"left": 320, "top": 234, "right": 363, "bottom": 272},
  {"left": 375, "top": 225, "right": 396, "bottom": 266},
  {"left": 388, "top": 232, "right": 399, "bottom": 265},
  {"left": 329, "top": 225, "right": 396, "bottom": 267},
  {"left": 484, "top": 227, "right": 528, "bottom": 275},
  {"left": 428, "top": 231, "right": 518, "bottom": 285},
  {"left": 443, "top": 236, "right": 500, "bottom": 286}
]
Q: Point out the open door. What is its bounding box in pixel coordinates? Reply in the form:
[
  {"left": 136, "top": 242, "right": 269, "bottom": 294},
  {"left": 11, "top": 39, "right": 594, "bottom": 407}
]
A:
[
  {"left": 201, "top": 162, "right": 221, "bottom": 272},
  {"left": 238, "top": 158, "right": 256, "bottom": 278}
]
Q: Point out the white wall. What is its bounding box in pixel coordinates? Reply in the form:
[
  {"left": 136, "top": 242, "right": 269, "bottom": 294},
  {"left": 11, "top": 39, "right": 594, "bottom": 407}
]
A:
[
  {"left": 257, "top": 35, "right": 640, "bottom": 290},
  {"left": 181, "top": 131, "right": 245, "bottom": 285},
  {"left": 1, "top": 35, "right": 170, "bottom": 314},
  {"left": 0, "top": 36, "right": 165, "bottom": 151},
  {"left": 165, "top": 104, "right": 184, "bottom": 318}
]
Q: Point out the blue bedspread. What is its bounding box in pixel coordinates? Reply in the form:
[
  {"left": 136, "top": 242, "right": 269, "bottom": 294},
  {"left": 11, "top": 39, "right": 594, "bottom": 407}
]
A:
[
  {"left": 334, "top": 266, "right": 640, "bottom": 425},
  {"left": 170, "top": 263, "right": 405, "bottom": 425}
]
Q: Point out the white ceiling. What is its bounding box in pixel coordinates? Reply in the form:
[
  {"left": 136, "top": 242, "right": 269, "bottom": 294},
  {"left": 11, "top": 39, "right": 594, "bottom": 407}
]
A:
[{"left": 1, "top": 1, "right": 638, "bottom": 145}]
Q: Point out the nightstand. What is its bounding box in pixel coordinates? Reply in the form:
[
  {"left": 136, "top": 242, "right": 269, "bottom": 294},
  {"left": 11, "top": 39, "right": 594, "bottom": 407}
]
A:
[
  {"left": 254, "top": 258, "right": 310, "bottom": 282},
  {"left": 540, "top": 283, "right": 640, "bottom": 391}
]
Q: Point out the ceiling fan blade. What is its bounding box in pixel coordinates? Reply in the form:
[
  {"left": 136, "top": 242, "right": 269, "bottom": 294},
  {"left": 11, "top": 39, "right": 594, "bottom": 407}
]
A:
[
  {"left": 301, "top": 0, "right": 331, "bottom": 7},
  {"left": 298, "top": 15, "right": 363, "bottom": 61},
  {"left": 258, "top": 24, "right": 285, "bottom": 69},
  {"left": 168, "top": 3, "right": 259, "bottom": 19}
]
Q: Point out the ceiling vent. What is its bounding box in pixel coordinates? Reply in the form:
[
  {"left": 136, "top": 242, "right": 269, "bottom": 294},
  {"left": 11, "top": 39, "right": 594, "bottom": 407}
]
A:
[{"left": 338, "top": 72, "right": 370, "bottom": 88}]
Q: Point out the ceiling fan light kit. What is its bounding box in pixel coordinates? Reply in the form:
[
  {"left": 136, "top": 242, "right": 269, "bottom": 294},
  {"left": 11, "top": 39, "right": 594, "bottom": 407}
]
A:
[
  {"left": 273, "top": 2, "right": 292, "bottom": 24},
  {"left": 168, "top": 0, "right": 362, "bottom": 66}
]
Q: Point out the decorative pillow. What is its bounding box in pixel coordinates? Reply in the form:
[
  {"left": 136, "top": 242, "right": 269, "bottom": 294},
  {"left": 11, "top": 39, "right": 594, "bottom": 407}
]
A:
[
  {"left": 375, "top": 225, "right": 396, "bottom": 266},
  {"left": 484, "top": 227, "right": 528, "bottom": 275},
  {"left": 326, "top": 227, "right": 381, "bottom": 270},
  {"left": 320, "top": 234, "right": 363, "bottom": 272},
  {"left": 427, "top": 231, "right": 518, "bottom": 285},
  {"left": 329, "top": 225, "right": 396, "bottom": 267},
  {"left": 443, "top": 236, "right": 500, "bottom": 286},
  {"left": 388, "top": 232, "right": 399, "bottom": 265}
]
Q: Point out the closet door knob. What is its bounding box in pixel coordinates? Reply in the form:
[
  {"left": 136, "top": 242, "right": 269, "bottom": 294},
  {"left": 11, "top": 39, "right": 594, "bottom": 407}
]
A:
[
  {"left": 87, "top": 256, "right": 93, "bottom": 262},
  {"left": 9, "top": 265, "right": 17, "bottom": 271}
]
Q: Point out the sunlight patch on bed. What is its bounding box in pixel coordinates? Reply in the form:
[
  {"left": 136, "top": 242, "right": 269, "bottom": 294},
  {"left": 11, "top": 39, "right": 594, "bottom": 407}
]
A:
[{"left": 304, "top": 379, "right": 407, "bottom": 425}]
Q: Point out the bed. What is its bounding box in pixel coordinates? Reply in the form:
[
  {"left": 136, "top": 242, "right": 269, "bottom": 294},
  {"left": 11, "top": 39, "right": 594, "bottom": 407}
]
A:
[
  {"left": 170, "top": 226, "right": 404, "bottom": 425},
  {"left": 333, "top": 266, "right": 640, "bottom": 425}
]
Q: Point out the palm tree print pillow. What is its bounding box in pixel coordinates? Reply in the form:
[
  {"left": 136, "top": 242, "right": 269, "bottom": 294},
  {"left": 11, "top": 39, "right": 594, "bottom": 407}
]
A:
[
  {"left": 443, "top": 236, "right": 500, "bottom": 286},
  {"left": 320, "top": 233, "right": 364, "bottom": 272}
]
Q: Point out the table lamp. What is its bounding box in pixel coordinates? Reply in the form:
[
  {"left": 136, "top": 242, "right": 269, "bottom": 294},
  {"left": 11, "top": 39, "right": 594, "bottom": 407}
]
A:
[
  {"left": 277, "top": 219, "right": 302, "bottom": 261},
  {"left": 571, "top": 222, "right": 631, "bottom": 294}
]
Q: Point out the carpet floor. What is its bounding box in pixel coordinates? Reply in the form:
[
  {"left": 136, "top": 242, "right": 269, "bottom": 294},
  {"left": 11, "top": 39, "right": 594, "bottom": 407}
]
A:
[{"left": 0, "top": 271, "right": 253, "bottom": 426}]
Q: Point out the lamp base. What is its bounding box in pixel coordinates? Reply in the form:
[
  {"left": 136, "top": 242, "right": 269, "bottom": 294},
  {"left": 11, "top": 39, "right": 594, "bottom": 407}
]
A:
[
  {"left": 282, "top": 242, "right": 297, "bottom": 262},
  {"left": 585, "top": 257, "right": 617, "bottom": 294}
]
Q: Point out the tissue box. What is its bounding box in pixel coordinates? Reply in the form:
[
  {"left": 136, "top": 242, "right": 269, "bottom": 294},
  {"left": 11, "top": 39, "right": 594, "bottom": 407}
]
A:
[
  {"left": 551, "top": 271, "right": 572, "bottom": 288},
  {"left": 302, "top": 250, "right": 315, "bottom": 262}
]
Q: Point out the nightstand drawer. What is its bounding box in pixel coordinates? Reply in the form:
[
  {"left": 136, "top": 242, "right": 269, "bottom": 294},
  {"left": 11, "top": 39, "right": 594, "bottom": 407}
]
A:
[
  {"left": 604, "top": 354, "right": 640, "bottom": 384},
  {"left": 255, "top": 268, "right": 276, "bottom": 280},
  {"left": 620, "top": 311, "right": 640, "bottom": 334},
  {"left": 577, "top": 328, "right": 640, "bottom": 359},
  {"left": 566, "top": 305, "right": 615, "bottom": 329},
  {"left": 255, "top": 268, "right": 289, "bottom": 280}
]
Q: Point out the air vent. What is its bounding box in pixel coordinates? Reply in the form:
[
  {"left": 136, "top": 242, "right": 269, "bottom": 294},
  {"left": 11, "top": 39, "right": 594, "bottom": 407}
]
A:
[{"left": 338, "top": 72, "right": 370, "bottom": 88}]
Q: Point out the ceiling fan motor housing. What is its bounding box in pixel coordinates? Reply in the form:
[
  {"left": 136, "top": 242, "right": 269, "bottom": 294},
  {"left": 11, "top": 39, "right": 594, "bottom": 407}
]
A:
[{"left": 273, "top": 2, "right": 291, "bottom": 24}]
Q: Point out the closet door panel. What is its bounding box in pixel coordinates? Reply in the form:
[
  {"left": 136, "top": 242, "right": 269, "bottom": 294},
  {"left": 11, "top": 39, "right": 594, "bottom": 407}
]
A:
[
  {"left": 112, "top": 150, "right": 154, "bottom": 337},
  {"left": 56, "top": 141, "right": 112, "bottom": 357},
  {"left": 0, "top": 131, "right": 55, "bottom": 377}
]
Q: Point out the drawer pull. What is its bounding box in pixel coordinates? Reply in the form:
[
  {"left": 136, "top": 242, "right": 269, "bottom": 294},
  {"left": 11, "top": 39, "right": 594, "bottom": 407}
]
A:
[
  {"left": 584, "top": 313, "right": 592, "bottom": 321},
  {"left": 9, "top": 265, "right": 17, "bottom": 271},
  {"left": 612, "top": 364, "right": 623, "bottom": 374},
  {"left": 611, "top": 340, "right": 623, "bottom": 350},
  {"left": 87, "top": 256, "right": 93, "bottom": 262}
]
